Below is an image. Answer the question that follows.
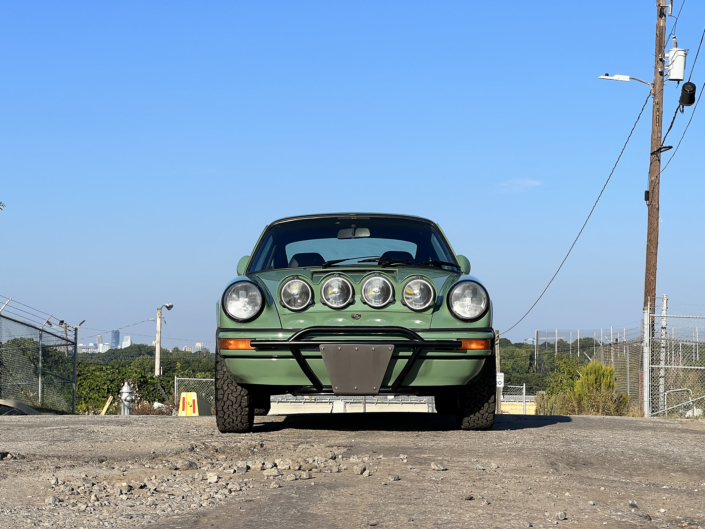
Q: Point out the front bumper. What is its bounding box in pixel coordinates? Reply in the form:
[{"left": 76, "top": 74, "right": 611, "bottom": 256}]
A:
[{"left": 217, "top": 325, "right": 494, "bottom": 392}]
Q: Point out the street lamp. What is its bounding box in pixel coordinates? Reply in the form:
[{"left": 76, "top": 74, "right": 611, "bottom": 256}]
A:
[
  {"left": 598, "top": 73, "right": 653, "bottom": 91},
  {"left": 154, "top": 303, "right": 173, "bottom": 377}
]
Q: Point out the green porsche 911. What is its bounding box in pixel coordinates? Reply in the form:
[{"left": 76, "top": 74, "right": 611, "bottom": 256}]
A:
[{"left": 215, "top": 213, "right": 495, "bottom": 432}]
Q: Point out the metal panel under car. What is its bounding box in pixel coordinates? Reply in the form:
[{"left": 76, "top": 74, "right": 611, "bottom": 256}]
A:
[{"left": 319, "top": 344, "right": 394, "bottom": 396}]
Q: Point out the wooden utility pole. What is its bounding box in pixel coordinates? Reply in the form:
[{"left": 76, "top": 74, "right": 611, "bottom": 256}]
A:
[{"left": 643, "top": 3, "right": 668, "bottom": 313}]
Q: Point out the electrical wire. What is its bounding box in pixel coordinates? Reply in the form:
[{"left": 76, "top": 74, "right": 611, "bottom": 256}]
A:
[
  {"left": 649, "top": 78, "right": 704, "bottom": 197},
  {"left": 661, "top": 105, "right": 681, "bottom": 145},
  {"left": 688, "top": 27, "right": 705, "bottom": 82},
  {"left": 501, "top": 92, "right": 652, "bottom": 336},
  {"left": 665, "top": 0, "right": 686, "bottom": 52},
  {"left": 659, "top": 79, "right": 704, "bottom": 173}
]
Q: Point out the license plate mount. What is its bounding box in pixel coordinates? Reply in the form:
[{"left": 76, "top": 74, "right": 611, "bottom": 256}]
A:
[{"left": 319, "top": 344, "right": 394, "bottom": 396}]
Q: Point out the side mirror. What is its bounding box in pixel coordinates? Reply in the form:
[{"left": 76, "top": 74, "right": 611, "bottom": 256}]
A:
[
  {"left": 456, "top": 255, "right": 471, "bottom": 275},
  {"left": 237, "top": 255, "right": 250, "bottom": 276}
]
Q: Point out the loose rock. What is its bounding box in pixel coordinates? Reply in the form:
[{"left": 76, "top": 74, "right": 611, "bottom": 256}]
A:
[{"left": 431, "top": 462, "right": 447, "bottom": 471}]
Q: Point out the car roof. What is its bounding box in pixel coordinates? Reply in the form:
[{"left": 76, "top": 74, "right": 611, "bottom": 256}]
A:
[{"left": 269, "top": 213, "right": 438, "bottom": 226}]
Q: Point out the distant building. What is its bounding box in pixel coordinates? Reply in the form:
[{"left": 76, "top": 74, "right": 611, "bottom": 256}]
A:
[
  {"left": 183, "top": 346, "right": 193, "bottom": 353},
  {"left": 98, "top": 343, "right": 110, "bottom": 353},
  {"left": 78, "top": 343, "right": 97, "bottom": 353},
  {"left": 110, "top": 330, "right": 120, "bottom": 350},
  {"left": 195, "top": 342, "right": 204, "bottom": 352},
  {"left": 121, "top": 336, "right": 132, "bottom": 349},
  {"left": 96, "top": 334, "right": 103, "bottom": 346}
]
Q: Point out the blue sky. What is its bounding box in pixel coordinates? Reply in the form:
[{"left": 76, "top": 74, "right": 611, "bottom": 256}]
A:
[{"left": 2, "top": 1, "right": 704, "bottom": 347}]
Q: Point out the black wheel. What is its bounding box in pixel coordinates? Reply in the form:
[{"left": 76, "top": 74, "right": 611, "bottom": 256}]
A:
[
  {"left": 433, "top": 392, "right": 459, "bottom": 415},
  {"left": 215, "top": 353, "right": 254, "bottom": 433},
  {"left": 456, "top": 357, "right": 496, "bottom": 430}
]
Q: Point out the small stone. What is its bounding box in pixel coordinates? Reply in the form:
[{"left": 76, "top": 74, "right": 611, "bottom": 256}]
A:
[
  {"left": 90, "top": 494, "right": 98, "bottom": 502},
  {"left": 431, "top": 462, "right": 447, "bottom": 471},
  {"left": 269, "top": 481, "right": 280, "bottom": 489},
  {"left": 236, "top": 466, "right": 248, "bottom": 474},
  {"left": 263, "top": 468, "right": 282, "bottom": 478},
  {"left": 524, "top": 523, "right": 533, "bottom": 528},
  {"left": 362, "top": 470, "right": 371, "bottom": 477},
  {"left": 628, "top": 501, "right": 638, "bottom": 509},
  {"left": 177, "top": 460, "right": 197, "bottom": 470},
  {"left": 557, "top": 512, "right": 567, "bottom": 521},
  {"left": 207, "top": 473, "right": 218, "bottom": 484},
  {"left": 476, "top": 463, "right": 486, "bottom": 471},
  {"left": 353, "top": 465, "right": 366, "bottom": 475},
  {"left": 298, "top": 471, "right": 312, "bottom": 480},
  {"left": 50, "top": 477, "right": 59, "bottom": 486},
  {"left": 588, "top": 501, "right": 595, "bottom": 506},
  {"left": 659, "top": 508, "right": 666, "bottom": 513},
  {"left": 464, "top": 494, "right": 474, "bottom": 501},
  {"left": 45, "top": 496, "right": 59, "bottom": 505},
  {"left": 285, "top": 474, "right": 297, "bottom": 482},
  {"left": 228, "top": 482, "right": 241, "bottom": 491},
  {"left": 636, "top": 513, "right": 652, "bottom": 521},
  {"left": 490, "top": 463, "right": 499, "bottom": 469},
  {"left": 388, "top": 474, "right": 400, "bottom": 482}
]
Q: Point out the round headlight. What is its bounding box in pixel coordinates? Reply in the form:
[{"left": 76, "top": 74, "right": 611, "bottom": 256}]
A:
[
  {"left": 223, "top": 282, "right": 263, "bottom": 321},
  {"left": 361, "top": 276, "right": 393, "bottom": 308},
  {"left": 448, "top": 281, "right": 489, "bottom": 320},
  {"left": 280, "top": 278, "right": 313, "bottom": 311},
  {"left": 402, "top": 278, "right": 435, "bottom": 311},
  {"left": 321, "top": 276, "right": 353, "bottom": 308}
]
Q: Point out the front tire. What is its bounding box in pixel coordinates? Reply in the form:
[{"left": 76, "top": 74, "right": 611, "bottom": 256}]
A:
[
  {"left": 215, "top": 353, "right": 254, "bottom": 433},
  {"left": 456, "top": 358, "right": 496, "bottom": 430}
]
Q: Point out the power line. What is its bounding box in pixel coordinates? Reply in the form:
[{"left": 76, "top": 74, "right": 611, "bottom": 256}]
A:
[
  {"left": 649, "top": 78, "right": 704, "bottom": 196},
  {"left": 665, "top": 0, "right": 686, "bottom": 50},
  {"left": 688, "top": 27, "right": 704, "bottom": 82},
  {"left": 502, "top": 92, "right": 652, "bottom": 335}
]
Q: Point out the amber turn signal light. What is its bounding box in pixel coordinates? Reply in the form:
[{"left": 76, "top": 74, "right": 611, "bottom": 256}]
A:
[
  {"left": 220, "top": 338, "right": 254, "bottom": 350},
  {"left": 458, "top": 339, "right": 491, "bottom": 350}
]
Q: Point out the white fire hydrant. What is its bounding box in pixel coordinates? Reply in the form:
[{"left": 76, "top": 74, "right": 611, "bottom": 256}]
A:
[{"left": 119, "top": 381, "right": 135, "bottom": 416}]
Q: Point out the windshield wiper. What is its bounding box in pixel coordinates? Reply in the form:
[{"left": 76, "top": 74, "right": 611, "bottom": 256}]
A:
[
  {"left": 320, "top": 255, "right": 381, "bottom": 268},
  {"left": 416, "top": 260, "right": 461, "bottom": 270},
  {"left": 358, "top": 257, "right": 413, "bottom": 268}
]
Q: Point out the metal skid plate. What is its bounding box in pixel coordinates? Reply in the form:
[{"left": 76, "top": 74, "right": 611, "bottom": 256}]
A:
[{"left": 319, "top": 344, "right": 394, "bottom": 396}]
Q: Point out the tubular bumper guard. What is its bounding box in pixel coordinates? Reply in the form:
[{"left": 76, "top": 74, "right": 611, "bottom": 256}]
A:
[{"left": 244, "top": 326, "right": 490, "bottom": 393}]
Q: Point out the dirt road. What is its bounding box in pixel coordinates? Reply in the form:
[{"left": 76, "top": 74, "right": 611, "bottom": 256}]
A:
[{"left": 1, "top": 413, "right": 704, "bottom": 528}]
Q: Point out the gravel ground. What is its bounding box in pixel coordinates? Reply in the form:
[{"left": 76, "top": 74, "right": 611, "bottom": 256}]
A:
[{"left": 0, "top": 413, "right": 704, "bottom": 528}]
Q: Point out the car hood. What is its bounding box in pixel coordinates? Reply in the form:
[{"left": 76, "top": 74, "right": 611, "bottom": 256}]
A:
[{"left": 251, "top": 267, "right": 460, "bottom": 329}]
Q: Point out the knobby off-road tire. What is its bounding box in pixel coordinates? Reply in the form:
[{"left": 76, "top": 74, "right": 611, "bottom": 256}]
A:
[
  {"left": 215, "top": 353, "right": 254, "bottom": 433},
  {"left": 456, "top": 357, "right": 496, "bottom": 430}
]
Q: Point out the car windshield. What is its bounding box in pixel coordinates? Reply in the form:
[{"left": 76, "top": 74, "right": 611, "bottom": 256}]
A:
[{"left": 248, "top": 217, "right": 458, "bottom": 273}]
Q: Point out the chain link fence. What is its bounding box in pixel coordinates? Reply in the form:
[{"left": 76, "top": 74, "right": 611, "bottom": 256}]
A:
[
  {"left": 532, "top": 327, "right": 644, "bottom": 400},
  {"left": 646, "top": 296, "right": 705, "bottom": 418},
  {"left": 0, "top": 313, "right": 77, "bottom": 413},
  {"left": 174, "top": 377, "right": 215, "bottom": 413}
]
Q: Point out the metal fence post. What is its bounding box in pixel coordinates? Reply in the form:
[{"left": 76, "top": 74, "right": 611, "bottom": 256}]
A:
[
  {"left": 642, "top": 305, "right": 651, "bottom": 417},
  {"left": 534, "top": 330, "right": 538, "bottom": 371},
  {"left": 174, "top": 376, "right": 178, "bottom": 400},
  {"left": 72, "top": 327, "right": 78, "bottom": 414},
  {"left": 38, "top": 328, "right": 43, "bottom": 407},
  {"left": 659, "top": 295, "right": 668, "bottom": 413},
  {"left": 522, "top": 383, "right": 526, "bottom": 415},
  {"left": 495, "top": 330, "right": 501, "bottom": 415}
]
